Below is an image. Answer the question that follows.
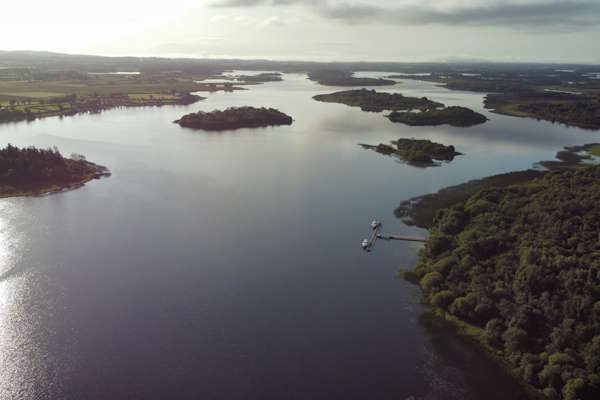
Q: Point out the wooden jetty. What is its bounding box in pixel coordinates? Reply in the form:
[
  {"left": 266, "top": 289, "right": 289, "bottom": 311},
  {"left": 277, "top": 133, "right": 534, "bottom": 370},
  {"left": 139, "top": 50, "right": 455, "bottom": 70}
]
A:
[
  {"left": 362, "top": 220, "right": 426, "bottom": 252},
  {"left": 377, "top": 234, "right": 426, "bottom": 243},
  {"left": 363, "top": 224, "right": 382, "bottom": 252}
]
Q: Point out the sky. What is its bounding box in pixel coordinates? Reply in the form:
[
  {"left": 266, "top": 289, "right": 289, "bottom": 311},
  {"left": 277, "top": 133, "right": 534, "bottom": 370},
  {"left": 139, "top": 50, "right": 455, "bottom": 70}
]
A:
[{"left": 1, "top": 0, "right": 600, "bottom": 63}]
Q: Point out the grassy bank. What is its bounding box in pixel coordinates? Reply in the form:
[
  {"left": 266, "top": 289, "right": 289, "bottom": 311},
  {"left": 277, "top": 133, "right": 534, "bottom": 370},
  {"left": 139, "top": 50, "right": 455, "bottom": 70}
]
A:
[{"left": 395, "top": 170, "right": 544, "bottom": 228}]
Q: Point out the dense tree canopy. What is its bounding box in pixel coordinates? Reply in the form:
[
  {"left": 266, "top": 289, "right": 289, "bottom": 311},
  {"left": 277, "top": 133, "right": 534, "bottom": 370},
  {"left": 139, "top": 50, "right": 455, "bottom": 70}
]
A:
[
  {"left": 307, "top": 70, "right": 396, "bottom": 86},
  {"left": 175, "top": 107, "right": 293, "bottom": 131},
  {"left": 485, "top": 92, "right": 600, "bottom": 130},
  {"left": 387, "top": 106, "right": 488, "bottom": 127},
  {"left": 363, "top": 138, "right": 461, "bottom": 166},
  {"left": 313, "top": 89, "right": 442, "bottom": 112},
  {"left": 409, "top": 166, "right": 600, "bottom": 399},
  {"left": 0, "top": 144, "right": 104, "bottom": 196}
]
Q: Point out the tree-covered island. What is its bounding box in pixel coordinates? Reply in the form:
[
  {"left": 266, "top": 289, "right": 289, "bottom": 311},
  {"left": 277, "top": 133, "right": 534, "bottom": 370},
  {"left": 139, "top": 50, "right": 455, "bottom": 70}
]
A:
[
  {"left": 313, "top": 89, "right": 487, "bottom": 127},
  {"left": 0, "top": 144, "right": 109, "bottom": 198},
  {"left": 313, "top": 89, "right": 442, "bottom": 112},
  {"left": 391, "top": 69, "right": 600, "bottom": 130},
  {"left": 361, "top": 138, "right": 461, "bottom": 166},
  {"left": 174, "top": 107, "right": 293, "bottom": 131},
  {"left": 234, "top": 72, "right": 283, "bottom": 83},
  {"left": 308, "top": 70, "right": 396, "bottom": 86},
  {"left": 388, "top": 106, "right": 488, "bottom": 127}
]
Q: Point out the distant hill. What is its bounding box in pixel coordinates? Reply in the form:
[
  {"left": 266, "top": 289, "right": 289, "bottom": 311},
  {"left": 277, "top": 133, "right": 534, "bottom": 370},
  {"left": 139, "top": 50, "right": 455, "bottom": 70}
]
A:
[{"left": 1, "top": 50, "right": 598, "bottom": 75}]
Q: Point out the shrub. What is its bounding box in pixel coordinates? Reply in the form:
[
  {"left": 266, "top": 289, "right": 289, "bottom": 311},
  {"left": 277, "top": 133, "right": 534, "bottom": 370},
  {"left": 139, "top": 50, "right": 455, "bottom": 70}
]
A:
[
  {"left": 502, "top": 326, "right": 527, "bottom": 353},
  {"left": 426, "top": 233, "right": 453, "bottom": 257},
  {"left": 431, "top": 290, "right": 454, "bottom": 308},
  {"left": 432, "top": 255, "right": 457, "bottom": 275},
  {"left": 420, "top": 272, "right": 444, "bottom": 293}
]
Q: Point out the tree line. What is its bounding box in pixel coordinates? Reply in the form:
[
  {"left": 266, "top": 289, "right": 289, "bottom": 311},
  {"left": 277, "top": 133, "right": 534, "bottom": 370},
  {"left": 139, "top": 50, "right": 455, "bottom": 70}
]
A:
[
  {"left": 407, "top": 165, "right": 600, "bottom": 399},
  {"left": 0, "top": 144, "right": 91, "bottom": 185}
]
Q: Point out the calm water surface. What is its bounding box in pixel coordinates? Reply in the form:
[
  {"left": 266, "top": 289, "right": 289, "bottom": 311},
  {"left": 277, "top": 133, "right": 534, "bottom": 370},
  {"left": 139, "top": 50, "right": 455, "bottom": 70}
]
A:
[{"left": 1, "top": 73, "right": 598, "bottom": 400}]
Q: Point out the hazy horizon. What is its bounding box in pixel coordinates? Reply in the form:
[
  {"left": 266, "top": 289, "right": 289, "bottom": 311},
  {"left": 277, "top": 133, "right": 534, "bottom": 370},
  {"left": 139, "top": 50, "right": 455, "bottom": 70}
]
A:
[{"left": 2, "top": 0, "right": 600, "bottom": 64}]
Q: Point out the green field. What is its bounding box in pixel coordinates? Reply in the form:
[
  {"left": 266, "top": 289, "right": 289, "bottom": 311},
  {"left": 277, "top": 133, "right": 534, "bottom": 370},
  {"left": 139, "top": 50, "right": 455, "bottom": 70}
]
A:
[
  {"left": 0, "top": 72, "right": 223, "bottom": 123},
  {"left": 127, "top": 93, "right": 179, "bottom": 101},
  {"left": 0, "top": 91, "right": 64, "bottom": 99},
  {"left": 0, "top": 76, "right": 201, "bottom": 99},
  {"left": 586, "top": 144, "right": 600, "bottom": 156}
]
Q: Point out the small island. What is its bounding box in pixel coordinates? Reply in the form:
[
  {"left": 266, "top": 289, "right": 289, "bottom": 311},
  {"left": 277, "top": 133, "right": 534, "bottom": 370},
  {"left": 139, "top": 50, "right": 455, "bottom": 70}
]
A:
[
  {"left": 0, "top": 144, "right": 109, "bottom": 198},
  {"left": 361, "top": 138, "right": 461, "bottom": 166},
  {"left": 313, "top": 89, "right": 442, "bottom": 112},
  {"left": 174, "top": 107, "right": 293, "bottom": 131},
  {"left": 386, "top": 69, "right": 600, "bottom": 130},
  {"left": 235, "top": 72, "right": 283, "bottom": 83},
  {"left": 308, "top": 70, "right": 396, "bottom": 87},
  {"left": 387, "top": 106, "right": 488, "bottom": 127}
]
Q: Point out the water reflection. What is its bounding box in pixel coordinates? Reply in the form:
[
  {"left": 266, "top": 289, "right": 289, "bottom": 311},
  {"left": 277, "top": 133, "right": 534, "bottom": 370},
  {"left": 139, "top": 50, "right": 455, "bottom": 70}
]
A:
[
  {"left": 0, "top": 73, "right": 596, "bottom": 399},
  {"left": 0, "top": 201, "right": 37, "bottom": 399},
  {"left": 417, "top": 311, "right": 530, "bottom": 400}
]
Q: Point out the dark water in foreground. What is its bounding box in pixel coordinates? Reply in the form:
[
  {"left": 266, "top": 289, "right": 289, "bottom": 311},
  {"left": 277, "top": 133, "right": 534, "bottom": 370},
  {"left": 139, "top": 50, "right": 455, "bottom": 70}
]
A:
[{"left": 1, "top": 73, "right": 598, "bottom": 400}]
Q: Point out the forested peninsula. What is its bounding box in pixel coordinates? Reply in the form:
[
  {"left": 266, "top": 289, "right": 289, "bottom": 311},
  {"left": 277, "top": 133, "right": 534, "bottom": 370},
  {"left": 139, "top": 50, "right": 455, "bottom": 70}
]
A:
[
  {"left": 0, "top": 144, "right": 109, "bottom": 198},
  {"left": 405, "top": 166, "right": 600, "bottom": 400},
  {"left": 396, "top": 144, "right": 600, "bottom": 228},
  {"left": 485, "top": 92, "right": 600, "bottom": 130}
]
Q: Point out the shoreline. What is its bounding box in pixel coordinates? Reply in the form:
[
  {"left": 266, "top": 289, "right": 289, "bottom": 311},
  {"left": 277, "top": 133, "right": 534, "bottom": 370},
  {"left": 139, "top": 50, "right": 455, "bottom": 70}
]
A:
[
  {"left": 175, "top": 106, "right": 293, "bottom": 131},
  {"left": 395, "top": 169, "right": 544, "bottom": 228},
  {"left": 0, "top": 94, "right": 205, "bottom": 126},
  {"left": 417, "top": 306, "right": 547, "bottom": 400},
  {"left": 400, "top": 161, "right": 600, "bottom": 399},
  {"left": 0, "top": 162, "right": 110, "bottom": 199},
  {"left": 487, "top": 106, "right": 600, "bottom": 131},
  {"left": 397, "top": 144, "right": 600, "bottom": 228}
]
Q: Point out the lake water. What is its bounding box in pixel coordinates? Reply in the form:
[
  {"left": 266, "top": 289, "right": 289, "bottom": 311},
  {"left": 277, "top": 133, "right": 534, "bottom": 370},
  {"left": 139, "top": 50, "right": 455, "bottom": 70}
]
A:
[{"left": 1, "top": 73, "right": 598, "bottom": 400}]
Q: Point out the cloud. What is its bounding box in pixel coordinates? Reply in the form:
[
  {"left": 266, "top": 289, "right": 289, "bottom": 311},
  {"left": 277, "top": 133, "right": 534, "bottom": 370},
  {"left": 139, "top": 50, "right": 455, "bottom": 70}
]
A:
[
  {"left": 209, "top": 15, "right": 228, "bottom": 23},
  {"left": 257, "top": 16, "right": 286, "bottom": 28},
  {"left": 210, "top": 0, "right": 600, "bottom": 30},
  {"left": 211, "top": 0, "right": 309, "bottom": 7},
  {"left": 232, "top": 15, "right": 256, "bottom": 24}
]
